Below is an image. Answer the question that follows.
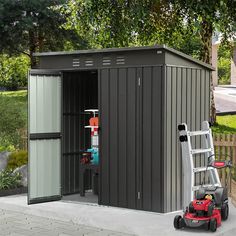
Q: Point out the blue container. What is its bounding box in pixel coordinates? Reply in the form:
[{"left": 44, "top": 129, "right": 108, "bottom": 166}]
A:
[{"left": 87, "top": 148, "right": 99, "bottom": 165}]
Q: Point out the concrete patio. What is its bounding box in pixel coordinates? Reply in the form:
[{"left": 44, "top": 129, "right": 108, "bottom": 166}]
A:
[{"left": 0, "top": 194, "right": 236, "bottom": 236}]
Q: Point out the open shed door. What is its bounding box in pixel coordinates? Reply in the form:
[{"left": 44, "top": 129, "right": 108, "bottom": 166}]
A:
[{"left": 28, "top": 70, "right": 62, "bottom": 204}]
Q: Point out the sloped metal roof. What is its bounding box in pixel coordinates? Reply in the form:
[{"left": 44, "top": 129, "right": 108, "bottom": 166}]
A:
[{"left": 34, "top": 45, "right": 214, "bottom": 70}]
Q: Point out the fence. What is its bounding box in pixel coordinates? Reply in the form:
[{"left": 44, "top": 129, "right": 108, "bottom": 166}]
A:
[
  {"left": 18, "top": 128, "right": 27, "bottom": 150},
  {"left": 213, "top": 133, "right": 236, "bottom": 197}
]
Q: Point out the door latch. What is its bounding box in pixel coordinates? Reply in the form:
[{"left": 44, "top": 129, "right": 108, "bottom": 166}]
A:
[
  {"left": 138, "top": 192, "right": 141, "bottom": 199},
  {"left": 138, "top": 77, "right": 141, "bottom": 86}
]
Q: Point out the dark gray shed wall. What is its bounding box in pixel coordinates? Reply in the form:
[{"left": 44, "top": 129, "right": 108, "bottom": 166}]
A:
[
  {"left": 165, "top": 51, "right": 211, "bottom": 70},
  {"left": 99, "top": 66, "right": 164, "bottom": 212},
  {"left": 163, "top": 66, "right": 211, "bottom": 212}
]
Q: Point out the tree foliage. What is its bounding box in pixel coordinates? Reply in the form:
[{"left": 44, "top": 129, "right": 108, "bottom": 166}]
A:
[
  {"left": 0, "top": 0, "right": 86, "bottom": 66},
  {"left": 0, "top": 54, "right": 29, "bottom": 90},
  {"left": 170, "top": 0, "right": 236, "bottom": 63},
  {"left": 170, "top": 0, "right": 236, "bottom": 123},
  {"left": 63, "top": 0, "right": 198, "bottom": 52},
  {"left": 218, "top": 44, "right": 231, "bottom": 85},
  {"left": 64, "top": 0, "right": 236, "bottom": 63}
]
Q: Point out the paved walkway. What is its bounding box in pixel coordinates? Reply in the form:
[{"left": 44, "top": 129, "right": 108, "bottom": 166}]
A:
[
  {"left": 0, "top": 208, "right": 133, "bottom": 236},
  {"left": 0, "top": 195, "right": 236, "bottom": 236}
]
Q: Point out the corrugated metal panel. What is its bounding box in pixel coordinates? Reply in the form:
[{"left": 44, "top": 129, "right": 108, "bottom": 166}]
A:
[
  {"left": 164, "top": 66, "right": 210, "bottom": 212},
  {"left": 28, "top": 72, "right": 62, "bottom": 204},
  {"left": 30, "top": 75, "right": 61, "bottom": 133},
  {"left": 99, "top": 66, "right": 163, "bottom": 212},
  {"left": 29, "top": 139, "right": 61, "bottom": 199},
  {"left": 62, "top": 71, "right": 98, "bottom": 195},
  {"left": 141, "top": 66, "right": 163, "bottom": 212}
]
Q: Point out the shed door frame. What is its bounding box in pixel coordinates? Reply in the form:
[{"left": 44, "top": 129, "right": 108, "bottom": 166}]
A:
[{"left": 28, "top": 69, "right": 62, "bottom": 204}]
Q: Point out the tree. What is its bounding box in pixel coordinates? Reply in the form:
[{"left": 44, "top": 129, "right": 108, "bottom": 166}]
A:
[
  {"left": 0, "top": 0, "right": 86, "bottom": 66},
  {"left": 67, "top": 0, "right": 236, "bottom": 123},
  {"left": 63, "top": 0, "right": 137, "bottom": 48},
  {"left": 63, "top": 0, "right": 200, "bottom": 54},
  {"left": 0, "top": 54, "right": 29, "bottom": 90},
  {"left": 169, "top": 0, "right": 236, "bottom": 123},
  {"left": 124, "top": 0, "right": 236, "bottom": 122}
]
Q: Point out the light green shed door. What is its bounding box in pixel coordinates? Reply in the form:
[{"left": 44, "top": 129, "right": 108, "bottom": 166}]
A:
[{"left": 28, "top": 70, "right": 62, "bottom": 204}]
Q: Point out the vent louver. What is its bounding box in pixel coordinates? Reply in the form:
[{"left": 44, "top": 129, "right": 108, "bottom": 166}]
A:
[
  {"left": 102, "top": 57, "right": 111, "bottom": 66},
  {"left": 72, "top": 58, "right": 80, "bottom": 67},
  {"left": 85, "top": 59, "right": 94, "bottom": 66},
  {"left": 116, "top": 56, "right": 125, "bottom": 65}
]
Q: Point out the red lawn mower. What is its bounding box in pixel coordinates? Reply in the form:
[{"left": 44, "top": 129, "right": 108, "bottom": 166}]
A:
[{"left": 174, "top": 159, "right": 232, "bottom": 232}]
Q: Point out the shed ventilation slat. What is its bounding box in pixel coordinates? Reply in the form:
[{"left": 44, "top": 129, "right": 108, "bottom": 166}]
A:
[
  {"left": 85, "top": 59, "right": 94, "bottom": 66},
  {"left": 72, "top": 58, "right": 80, "bottom": 67},
  {"left": 116, "top": 56, "right": 125, "bottom": 65},
  {"left": 102, "top": 57, "right": 111, "bottom": 66}
]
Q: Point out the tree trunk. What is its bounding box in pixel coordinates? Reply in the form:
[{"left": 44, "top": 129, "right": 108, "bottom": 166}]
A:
[
  {"left": 199, "top": 19, "right": 216, "bottom": 124},
  {"left": 29, "top": 29, "right": 37, "bottom": 68},
  {"left": 26, "top": 8, "right": 37, "bottom": 68}
]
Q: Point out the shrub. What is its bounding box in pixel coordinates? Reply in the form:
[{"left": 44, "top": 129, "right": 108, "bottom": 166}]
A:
[
  {"left": 7, "top": 150, "right": 28, "bottom": 170},
  {"left": 0, "top": 145, "right": 15, "bottom": 152},
  {"left": 0, "top": 170, "right": 22, "bottom": 190},
  {"left": 0, "top": 54, "right": 29, "bottom": 90}
]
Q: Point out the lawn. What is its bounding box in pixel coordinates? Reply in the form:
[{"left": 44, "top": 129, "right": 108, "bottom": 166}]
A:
[
  {"left": 0, "top": 90, "right": 27, "bottom": 151},
  {"left": 212, "top": 115, "right": 236, "bottom": 134}
]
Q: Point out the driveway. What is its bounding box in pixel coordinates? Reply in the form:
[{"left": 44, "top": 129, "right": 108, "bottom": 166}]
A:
[{"left": 214, "top": 86, "right": 236, "bottom": 113}]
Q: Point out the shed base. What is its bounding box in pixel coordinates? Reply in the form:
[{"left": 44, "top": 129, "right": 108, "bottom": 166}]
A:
[{"left": 62, "top": 192, "right": 98, "bottom": 204}]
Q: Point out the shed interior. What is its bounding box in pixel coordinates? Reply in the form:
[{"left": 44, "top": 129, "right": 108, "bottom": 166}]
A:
[{"left": 62, "top": 70, "right": 99, "bottom": 203}]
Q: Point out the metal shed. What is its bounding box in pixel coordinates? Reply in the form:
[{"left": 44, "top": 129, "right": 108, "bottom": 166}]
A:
[{"left": 28, "top": 45, "right": 213, "bottom": 213}]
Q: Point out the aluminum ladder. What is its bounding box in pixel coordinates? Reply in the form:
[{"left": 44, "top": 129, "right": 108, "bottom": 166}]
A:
[{"left": 178, "top": 121, "right": 221, "bottom": 208}]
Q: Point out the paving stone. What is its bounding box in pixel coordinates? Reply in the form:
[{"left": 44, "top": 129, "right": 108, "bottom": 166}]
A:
[
  {"left": 0, "top": 208, "right": 133, "bottom": 236},
  {"left": 10, "top": 228, "right": 37, "bottom": 236},
  {"left": 31, "top": 230, "right": 59, "bottom": 236},
  {"left": 109, "top": 233, "right": 135, "bottom": 236},
  {"left": 0, "top": 222, "right": 24, "bottom": 230},
  {"left": 77, "top": 228, "right": 102, "bottom": 235},
  {"left": 9, "top": 234, "right": 26, "bottom": 236},
  {"left": 0, "top": 229, "right": 12, "bottom": 235},
  {"left": 85, "top": 229, "right": 127, "bottom": 236},
  {"left": 53, "top": 227, "right": 88, "bottom": 236}
]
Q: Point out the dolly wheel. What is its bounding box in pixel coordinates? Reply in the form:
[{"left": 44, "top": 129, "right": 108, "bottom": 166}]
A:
[
  {"left": 174, "top": 215, "right": 183, "bottom": 229},
  {"left": 209, "top": 218, "right": 217, "bottom": 232},
  {"left": 221, "top": 203, "right": 229, "bottom": 221}
]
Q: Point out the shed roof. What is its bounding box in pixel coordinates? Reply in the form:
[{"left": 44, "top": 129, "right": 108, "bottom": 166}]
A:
[{"left": 34, "top": 45, "right": 214, "bottom": 70}]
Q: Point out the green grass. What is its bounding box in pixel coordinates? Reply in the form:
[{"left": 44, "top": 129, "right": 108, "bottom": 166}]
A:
[
  {"left": 212, "top": 115, "right": 236, "bottom": 134},
  {"left": 0, "top": 90, "right": 27, "bottom": 151},
  {"left": 0, "top": 90, "right": 27, "bottom": 122},
  {"left": 0, "top": 90, "right": 27, "bottom": 98}
]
